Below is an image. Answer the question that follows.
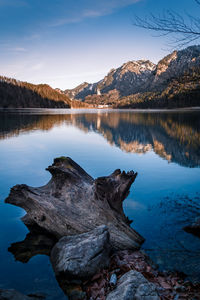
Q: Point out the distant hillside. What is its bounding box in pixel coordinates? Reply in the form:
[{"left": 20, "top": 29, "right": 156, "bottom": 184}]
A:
[
  {"left": 86, "top": 67, "right": 200, "bottom": 109},
  {"left": 117, "top": 68, "right": 200, "bottom": 109},
  {"left": 0, "top": 76, "right": 90, "bottom": 109},
  {"left": 65, "top": 45, "right": 200, "bottom": 108},
  {"left": 0, "top": 76, "right": 72, "bottom": 108}
]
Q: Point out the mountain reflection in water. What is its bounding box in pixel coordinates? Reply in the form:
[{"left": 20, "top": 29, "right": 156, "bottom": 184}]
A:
[{"left": 0, "top": 109, "right": 200, "bottom": 168}]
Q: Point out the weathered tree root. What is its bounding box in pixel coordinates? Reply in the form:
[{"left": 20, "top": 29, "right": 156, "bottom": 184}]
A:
[{"left": 5, "top": 157, "right": 144, "bottom": 250}]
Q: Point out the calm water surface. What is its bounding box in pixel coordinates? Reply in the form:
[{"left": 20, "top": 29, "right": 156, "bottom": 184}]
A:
[{"left": 0, "top": 109, "right": 200, "bottom": 298}]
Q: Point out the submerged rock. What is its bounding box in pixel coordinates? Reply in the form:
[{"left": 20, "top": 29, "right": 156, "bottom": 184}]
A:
[
  {"left": 50, "top": 225, "right": 110, "bottom": 278},
  {"left": 56, "top": 279, "right": 86, "bottom": 300},
  {"left": 106, "top": 270, "right": 159, "bottom": 300},
  {"left": 184, "top": 217, "right": 200, "bottom": 238},
  {"left": 0, "top": 289, "right": 41, "bottom": 300}
]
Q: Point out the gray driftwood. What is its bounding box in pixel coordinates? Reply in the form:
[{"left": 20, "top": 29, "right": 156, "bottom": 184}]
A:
[{"left": 6, "top": 157, "right": 144, "bottom": 250}]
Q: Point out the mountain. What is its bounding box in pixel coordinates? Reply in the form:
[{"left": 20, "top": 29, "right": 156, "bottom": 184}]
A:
[
  {"left": 0, "top": 76, "right": 71, "bottom": 108},
  {"left": 65, "top": 82, "right": 93, "bottom": 100},
  {"left": 64, "top": 45, "right": 200, "bottom": 108},
  {"left": 0, "top": 76, "right": 89, "bottom": 109},
  {"left": 65, "top": 60, "right": 156, "bottom": 100},
  {"left": 151, "top": 46, "right": 200, "bottom": 91},
  {"left": 1, "top": 45, "right": 199, "bottom": 109}
]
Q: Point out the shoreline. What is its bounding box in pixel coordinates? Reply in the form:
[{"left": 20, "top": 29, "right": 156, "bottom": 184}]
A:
[{"left": 0, "top": 106, "right": 200, "bottom": 113}]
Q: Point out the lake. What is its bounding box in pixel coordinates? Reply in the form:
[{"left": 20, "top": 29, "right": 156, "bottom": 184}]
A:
[{"left": 0, "top": 108, "right": 200, "bottom": 299}]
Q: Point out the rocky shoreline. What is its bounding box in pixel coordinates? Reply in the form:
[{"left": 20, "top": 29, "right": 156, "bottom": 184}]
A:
[
  {"left": 1, "top": 237, "right": 200, "bottom": 299},
  {"left": 3, "top": 157, "right": 200, "bottom": 300},
  {"left": 48, "top": 225, "right": 200, "bottom": 300}
]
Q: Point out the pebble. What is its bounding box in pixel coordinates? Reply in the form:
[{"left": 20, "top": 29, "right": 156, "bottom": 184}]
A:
[{"left": 109, "top": 273, "right": 117, "bottom": 286}]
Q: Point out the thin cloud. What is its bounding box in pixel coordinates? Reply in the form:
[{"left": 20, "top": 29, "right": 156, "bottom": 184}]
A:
[
  {"left": 83, "top": 9, "right": 104, "bottom": 18},
  {"left": 11, "top": 47, "right": 27, "bottom": 52},
  {"left": 31, "top": 63, "right": 44, "bottom": 71},
  {"left": 51, "top": 0, "right": 141, "bottom": 27},
  {"left": 26, "top": 34, "right": 41, "bottom": 41}
]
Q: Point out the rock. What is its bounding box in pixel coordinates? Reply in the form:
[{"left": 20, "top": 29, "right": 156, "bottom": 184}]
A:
[
  {"left": 106, "top": 270, "right": 160, "bottom": 300},
  {"left": 0, "top": 289, "right": 40, "bottom": 300},
  {"left": 50, "top": 225, "right": 110, "bottom": 279},
  {"left": 174, "top": 285, "right": 186, "bottom": 292},
  {"left": 109, "top": 273, "right": 117, "bottom": 286},
  {"left": 6, "top": 157, "right": 144, "bottom": 250},
  {"left": 184, "top": 217, "right": 200, "bottom": 238},
  {"left": 58, "top": 281, "right": 86, "bottom": 300}
]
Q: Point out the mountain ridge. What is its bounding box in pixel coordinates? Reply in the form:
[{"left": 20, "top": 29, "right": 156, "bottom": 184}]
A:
[
  {"left": 0, "top": 76, "right": 89, "bottom": 108},
  {"left": 64, "top": 45, "right": 200, "bottom": 108},
  {"left": 0, "top": 45, "right": 200, "bottom": 109}
]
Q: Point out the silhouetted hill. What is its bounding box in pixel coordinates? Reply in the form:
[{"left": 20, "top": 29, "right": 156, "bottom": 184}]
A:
[
  {"left": 0, "top": 76, "right": 72, "bottom": 108},
  {"left": 0, "top": 77, "right": 90, "bottom": 108}
]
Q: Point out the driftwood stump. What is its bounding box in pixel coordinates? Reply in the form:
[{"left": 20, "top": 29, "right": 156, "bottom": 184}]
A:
[{"left": 6, "top": 157, "right": 144, "bottom": 250}]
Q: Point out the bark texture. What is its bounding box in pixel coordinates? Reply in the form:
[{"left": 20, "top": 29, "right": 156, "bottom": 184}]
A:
[{"left": 6, "top": 157, "right": 144, "bottom": 250}]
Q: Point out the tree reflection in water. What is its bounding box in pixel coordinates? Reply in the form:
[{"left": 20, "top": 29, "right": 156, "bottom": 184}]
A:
[{"left": 0, "top": 109, "right": 200, "bottom": 168}]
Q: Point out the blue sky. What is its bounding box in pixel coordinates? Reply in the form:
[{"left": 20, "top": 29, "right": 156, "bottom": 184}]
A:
[{"left": 0, "top": 0, "right": 199, "bottom": 89}]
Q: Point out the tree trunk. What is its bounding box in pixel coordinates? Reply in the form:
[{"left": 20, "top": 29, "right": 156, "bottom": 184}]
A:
[{"left": 5, "top": 157, "right": 144, "bottom": 250}]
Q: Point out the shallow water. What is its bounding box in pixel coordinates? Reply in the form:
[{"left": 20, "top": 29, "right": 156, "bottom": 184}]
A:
[{"left": 0, "top": 108, "right": 200, "bottom": 298}]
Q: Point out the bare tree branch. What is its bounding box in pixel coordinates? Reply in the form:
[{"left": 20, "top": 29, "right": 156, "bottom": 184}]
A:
[{"left": 133, "top": 1, "right": 200, "bottom": 48}]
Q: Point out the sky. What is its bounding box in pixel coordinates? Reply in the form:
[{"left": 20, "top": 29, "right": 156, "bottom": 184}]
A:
[{"left": 0, "top": 0, "right": 199, "bottom": 89}]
